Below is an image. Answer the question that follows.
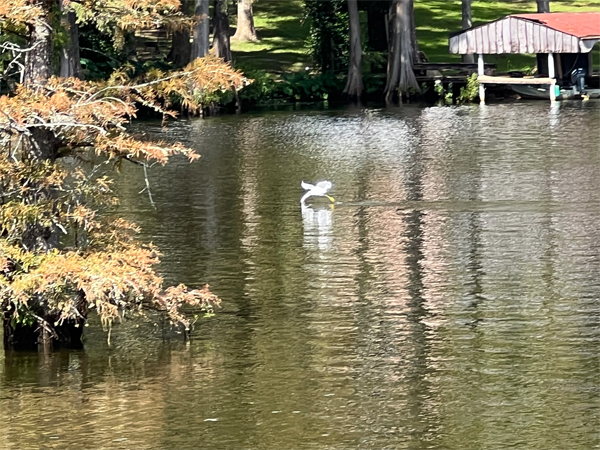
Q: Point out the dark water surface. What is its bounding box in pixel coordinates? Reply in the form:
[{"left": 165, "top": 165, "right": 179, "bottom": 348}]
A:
[{"left": 2, "top": 102, "right": 600, "bottom": 449}]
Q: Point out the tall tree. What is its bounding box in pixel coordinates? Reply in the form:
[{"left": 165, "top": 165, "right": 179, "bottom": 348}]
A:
[
  {"left": 232, "top": 0, "right": 258, "bottom": 42},
  {"left": 0, "top": 2, "right": 247, "bottom": 349},
  {"left": 191, "top": 0, "right": 210, "bottom": 60},
  {"left": 384, "top": 0, "right": 419, "bottom": 104},
  {"left": 59, "top": 0, "right": 81, "bottom": 78},
  {"left": 461, "top": 0, "right": 474, "bottom": 64},
  {"left": 212, "top": 0, "right": 232, "bottom": 62},
  {"left": 169, "top": 0, "right": 192, "bottom": 66},
  {"left": 344, "top": 0, "right": 363, "bottom": 101}
]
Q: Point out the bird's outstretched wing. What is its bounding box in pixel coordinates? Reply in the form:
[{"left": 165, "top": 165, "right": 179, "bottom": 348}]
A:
[
  {"left": 301, "top": 181, "right": 315, "bottom": 191},
  {"left": 315, "top": 181, "right": 332, "bottom": 192}
]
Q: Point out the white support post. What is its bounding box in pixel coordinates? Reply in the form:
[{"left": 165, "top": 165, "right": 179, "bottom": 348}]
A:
[
  {"left": 550, "top": 80, "right": 556, "bottom": 103},
  {"left": 548, "top": 53, "right": 556, "bottom": 103},
  {"left": 478, "top": 53, "right": 485, "bottom": 104},
  {"left": 548, "top": 52, "right": 555, "bottom": 79}
]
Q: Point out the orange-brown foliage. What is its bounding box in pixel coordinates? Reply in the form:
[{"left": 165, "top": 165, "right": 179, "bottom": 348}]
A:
[
  {"left": 0, "top": 56, "right": 249, "bottom": 338},
  {"left": 0, "top": 0, "right": 44, "bottom": 26}
]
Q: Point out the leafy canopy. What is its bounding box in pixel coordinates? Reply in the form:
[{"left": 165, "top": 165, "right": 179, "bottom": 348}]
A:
[{"left": 0, "top": 0, "right": 251, "bottom": 340}]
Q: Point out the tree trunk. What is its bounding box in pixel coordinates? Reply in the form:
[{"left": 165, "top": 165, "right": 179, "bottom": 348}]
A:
[
  {"left": 385, "top": 1, "right": 401, "bottom": 103},
  {"left": 344, "top": 0, "right": 363, "bottom": 102},
  {"left": 410, "top": 1, "right": 419, "bottom": 62},
  {"left": 366, "top": 1, "right": 388, "bottom": 53},
  {"left": 169, "top": 0, "right": 192, "bottom": 66},
  {"left": 212, "top": 0, "right": 232, "bottom": 62},
  {"left": 7, "top": 4, "right": 87, "bottom": 351},
  {"left": 536, "top": 1, "right": 550, "bottom": 75},
  {"left": 4, "top": 303, "right": 85, "bottom": 351},
  {"left": 536, "top": 1, "right": 550, "bottom": 13},
  {"left": 461, "top": 0, "right": 474, "bottom": 63},
  {"left": 232, "top": 0, "right": 258, "bottom": 42},
  {"left": 191, "top": 0, "right": 211, "bottom": 60},
  {"left": 123, "top": 32, "right": 139, "bottom": 63},
  {"left": 384, "top": 0, "right": 419, "bottom": 104},
  {"left": 59, "top": 0, "right": 82, "bottom": 78},
  {"left": 170, "top": 28, "right": 192, "bottom": 66},
  {"left": 24, "top": 17, "right": 53, "bottom": 84}
]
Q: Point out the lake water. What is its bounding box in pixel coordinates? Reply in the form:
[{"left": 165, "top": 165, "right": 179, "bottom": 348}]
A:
[{"left": 1, "top": 102, "right": 599, "bottom": 449}]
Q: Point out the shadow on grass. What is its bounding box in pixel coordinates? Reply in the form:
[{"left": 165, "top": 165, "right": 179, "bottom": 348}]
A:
[
  {"left": 233, "top": 51, "right": 309, "bottom": 73},
  {"left": 250, "top": 0, "right": 305, "bottom": 19},
  {"left": 252, "top": 27, "right": 306, "bottom": 49},
  {"left": 231, "top": 0, "right": 309, "bottom": 72}
]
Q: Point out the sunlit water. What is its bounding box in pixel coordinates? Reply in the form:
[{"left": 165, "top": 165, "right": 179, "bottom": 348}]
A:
[{"left": 1, "top": 102, "right": 599, "bottom": 449}]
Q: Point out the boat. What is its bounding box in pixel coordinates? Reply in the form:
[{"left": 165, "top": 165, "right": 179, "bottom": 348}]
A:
[{"left": 511, "top": 84, "right": 600, "bottom": 100}]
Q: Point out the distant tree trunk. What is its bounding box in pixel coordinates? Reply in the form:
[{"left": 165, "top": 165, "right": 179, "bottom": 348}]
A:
[
  {"left": 170, "top": 28, "right": 192, "bottom": 66},
  {"left": 169, "top": 0, "right": 192, "bottom": 66},
  {"left": 191, "top": 0, "right": 211, "bottom": 60},
  {"left": 384, "top": 0, "right": 419, "bottom": 104},
  {"left": 232, "top": 0, "right": 258, "bottom": 42},
  {"left": 344, "top": 0, "right": 363, "bottom": 102},
  {"left": 123, "top": 31, "right": 139, "bottom": 63},
  {"left": 536, "top": 1, "right": 550, "bottom": 13},
  {"left": 24, "top": 17, "right": 53, "bottom": 84},
  {"left": 59, "top": 0, "right": 82, "bottom": 78},
  {"left": 536, "top": 1, "right": 550, "bottom": 75},
  {"left": 461, "top": 0, "right": 474, "bottom": 63},
  {"left": 410, "top": 3, "right": 419, "bottom": 61},
  {"left": 212, "top": 0, "right": 232, "bottom": 62},
  {"left": 385, "top": 1, "right": 402, "bottom": 103},
  {"left": 366, "top": 1, "right": 388, "bottom": 53}
]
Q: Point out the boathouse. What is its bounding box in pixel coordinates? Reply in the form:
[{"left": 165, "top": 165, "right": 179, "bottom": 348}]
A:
[{"left": 449, "top": 12, "right": 600, "bottom": 103}]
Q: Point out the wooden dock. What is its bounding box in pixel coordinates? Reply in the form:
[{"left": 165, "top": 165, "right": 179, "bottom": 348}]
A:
[
  {"left": 477, "top": 74, "right": 558, "bottom": 103},
  {"left": 414, "top": 62, "right": 496, "bottom": 74},
  {"left": 477, "top": 75, "right": 555, "bottom": 85}
]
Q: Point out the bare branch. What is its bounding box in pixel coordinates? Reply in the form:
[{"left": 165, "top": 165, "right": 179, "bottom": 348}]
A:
[{"left": 26, "top": 122, "right": 108, "bottom": 135}]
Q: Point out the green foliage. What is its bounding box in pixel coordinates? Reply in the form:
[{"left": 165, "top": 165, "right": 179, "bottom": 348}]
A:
[
  {"left": 362, "top": 51, "right": 387, "bottom": 74},
  {"left": 79, "top": 24, "right": 125, "bottom": 80},
  {"left": 445, "top": 82, "right": 454, "bottom": 102},
  {"left": 280, "top": 71, "right": 344, "bottom": 101},
  {"left": 236, "top": 63, "right": 345, "bottom": 104},
  {"left": 304, "top": 0, "right": 348, "bottom": 73},
  {"left": 433, "top": 80, "right": 453, "bottom": 103},
  {"left": 362, "top": 74, "right": 384, "bottom": 95},
  {"left": 458, "top": 73, "right": 480, "bottom": 103},
  {"left": 237, "top": 65, "right": 281, "bottom": 103}
]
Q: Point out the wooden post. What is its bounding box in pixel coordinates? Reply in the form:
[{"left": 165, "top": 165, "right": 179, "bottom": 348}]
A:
[
  {"left": 548, "top": 53, "right": 556, "bottom": 104},
  {"left": 478, "top": 53, "right": 485, "bottom": 104}
]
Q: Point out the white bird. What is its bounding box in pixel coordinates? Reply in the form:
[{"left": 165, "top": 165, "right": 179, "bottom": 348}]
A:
[{"left": 300, "top": 180, "right": 335, "bottom": 204}]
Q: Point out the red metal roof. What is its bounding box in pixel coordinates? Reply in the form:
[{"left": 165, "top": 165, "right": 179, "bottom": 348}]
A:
[{"left": 511, "top": 12, "right": 600, "bottom": 39}]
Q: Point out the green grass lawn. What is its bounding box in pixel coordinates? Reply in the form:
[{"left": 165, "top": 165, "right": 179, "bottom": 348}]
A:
[
  {"left": 231, "top": 0, "right": 310, "bottom": 73},
  {"left": 231, "top": 0, "right": 600, "bottom": 74}
]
